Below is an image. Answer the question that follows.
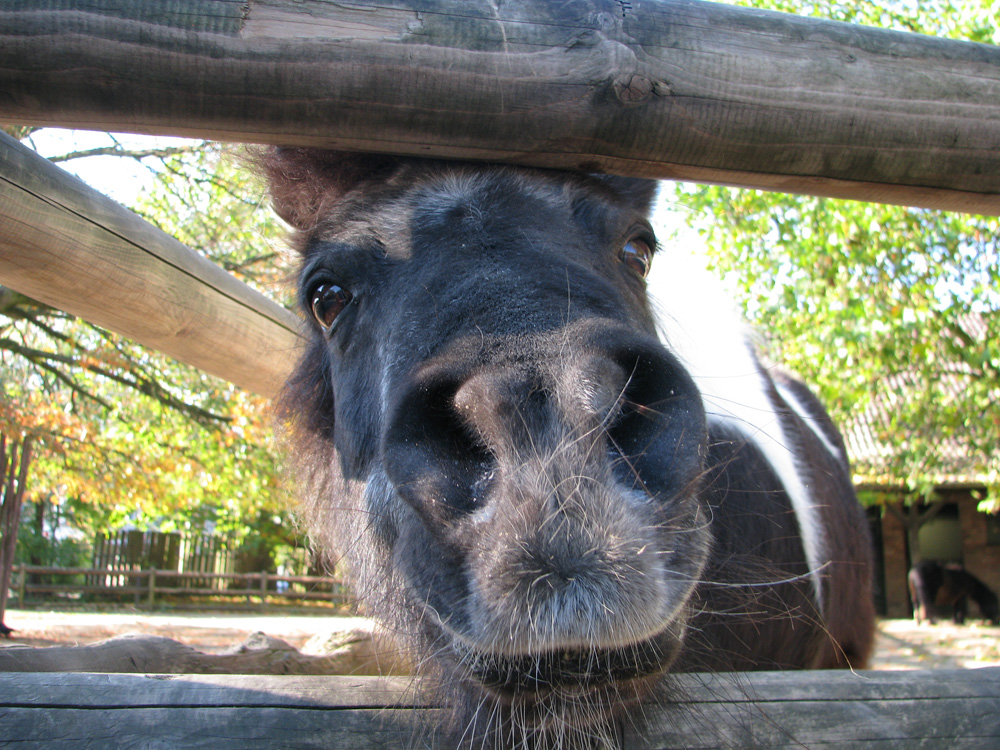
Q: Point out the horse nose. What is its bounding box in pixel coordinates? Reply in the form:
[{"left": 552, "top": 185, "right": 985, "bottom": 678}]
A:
[
  {"left": 382, "top": 361, "right": 551, "bottom": 527},
  {"left": 585, "top": 332, "right": 708, "bottom": 496},
  {"left": 452, "top": 367, "right": 537, "bottom": 454},
  {"left": 551, "top": 354, "right": 629, "bottom": 426},
  {"left": 452, "top": 363, "right": 624, "bottom": 460},
  {"left": 381, "top": 331, "right": 701, "bottom": 528}
]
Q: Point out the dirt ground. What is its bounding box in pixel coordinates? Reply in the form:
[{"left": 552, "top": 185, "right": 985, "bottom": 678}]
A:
[
  {"left": 0, "top": 609, "right": 367, "bottom": 653},
  {"left": 2, "top": 609, "right": 999, "bottom": 670},
  {"left": 869, "top": 618, "right": 1000, "bottom": 669}
]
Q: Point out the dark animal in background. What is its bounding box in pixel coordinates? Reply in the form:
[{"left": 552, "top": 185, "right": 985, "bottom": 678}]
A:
[
  {"left": 908, "top": 560, "right": 1000, "bottom": 625},
  {"left": 263, "top": 148, "right": 876, "bottom": 749}
]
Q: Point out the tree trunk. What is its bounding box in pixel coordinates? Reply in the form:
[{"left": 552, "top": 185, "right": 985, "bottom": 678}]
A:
[
  {"left": 885, "top": 498, "right": 947, "bottom": 568},
  {"left": 30, "top": 498, "right": 44, "bottom": 567},
  {"left": 0, "top": 433, "right": 33, "bottom": 633}
]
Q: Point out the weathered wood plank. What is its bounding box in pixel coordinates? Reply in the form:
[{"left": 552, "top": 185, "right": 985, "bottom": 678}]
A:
[
  {"left": 641, "top": 698, "right": 999, "bottom": 749},
  {"left": 1, "top": 1, "right": 998, "bottom": 214},
  {"left": 669, "top": 666, "right": 1000, "bottom": 701},
  {"left": 1, "top": 673, "right": 422, "bottom": 708},
  {"left": 0, "top": 707, "right": 437, "bottom": 750},
  {"left": 0, "top": 670, "right": 997, "bottom": 749},
  {"left": 0, "top": 131, "right": 302, "bottom": 397}
]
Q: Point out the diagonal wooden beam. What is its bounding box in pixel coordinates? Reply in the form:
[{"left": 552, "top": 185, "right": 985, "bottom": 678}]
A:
[{"left": 0, "top": 132, "right": 302, "bottom": 397}]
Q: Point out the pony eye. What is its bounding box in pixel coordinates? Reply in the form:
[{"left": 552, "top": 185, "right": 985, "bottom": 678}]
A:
[
  {"left": 620, "top": 237, "right": 653, "bottom": 278},
  {"left": 310, "top": 283, "right": 353, "bottom": 331}
]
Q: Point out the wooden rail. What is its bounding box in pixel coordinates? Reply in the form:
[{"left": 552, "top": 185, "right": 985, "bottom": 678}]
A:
[
  {"left": 2, "top": 668, "right": 998, "bottom": 749},
  {"left": 2, "top": 0, "right": 999, "bottom": 214},
  {"left": 12, "top": 565, "right": 349, "bottom": 609},
  {"left": 0, "top": 131, "right": 301, "bottom": 397}
]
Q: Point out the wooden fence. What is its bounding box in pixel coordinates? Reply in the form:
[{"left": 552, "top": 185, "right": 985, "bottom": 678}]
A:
[
  {"left": 10, "top": 565, "right": 351, "bottom": 610},
  {"left": 4, "top": 0, "right": 999, "bottom": 215},
  {"left": 92, "top": 530, "right": 272, "bottom": 583},
  {"left": 2, "top": 0, "right": 999, "bottom": 404},
  {"left": 5, "top": 669, "right": 999, "bottom": 749}
]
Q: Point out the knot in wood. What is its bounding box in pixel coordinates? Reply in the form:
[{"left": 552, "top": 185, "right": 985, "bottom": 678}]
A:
[{"left": 613, "top": 75, "right": 653, "bottom": 106}]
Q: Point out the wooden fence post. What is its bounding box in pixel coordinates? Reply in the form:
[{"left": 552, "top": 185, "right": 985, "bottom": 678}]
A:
[{"left": 148, "top": 569, "right": 157, "bottom": 609}]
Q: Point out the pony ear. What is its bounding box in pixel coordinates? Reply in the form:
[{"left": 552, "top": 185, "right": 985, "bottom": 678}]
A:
[
  {"left": 260, "top": 147, "right": 399, "bottom": 230},
  {"left": 598, "top": 176, "right": 659, "bottom": 216}
]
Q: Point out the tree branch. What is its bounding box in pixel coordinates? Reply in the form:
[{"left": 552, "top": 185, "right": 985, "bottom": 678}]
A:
[
  {"left": 884, "top": 501, "right": 906, "bottom": 524},
  {"left": 1, "top": 340, "right": 114, "bottom": 410},
  {"left": 47, "top": 145, "right": 196, "bottom": 164},
  {"left": 0, "top": 338, "right": 228, "bottom": 425},
  {"left": 1, "top": 125, "right": 37, "bottom": 140},
  {"left": 918, "top": 499, "right": 948, "bottom": 527}
]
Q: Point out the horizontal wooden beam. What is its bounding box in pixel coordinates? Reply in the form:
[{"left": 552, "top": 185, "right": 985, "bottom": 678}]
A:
[
  {"left": 0, "top": 131, "right": 302, "bottom": 398},
  {"left": 3, "top": 668, "right": 998, "bottom": 748},
  {"left": 1, "top": 0, "right": 998, "bottom": 214}
]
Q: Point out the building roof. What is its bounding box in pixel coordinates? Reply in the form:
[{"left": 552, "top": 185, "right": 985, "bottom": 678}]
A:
[{"left": 843, "top": 314, "right": 997, "bottom": 489}]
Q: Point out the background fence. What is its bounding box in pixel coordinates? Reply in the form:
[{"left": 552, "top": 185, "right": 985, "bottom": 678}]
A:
[
  {"left": 9, "top": 529, "right": 349, "bottom": 609},
  {"left": 10, "top": 564, "right": 351, "bottom": 610}
]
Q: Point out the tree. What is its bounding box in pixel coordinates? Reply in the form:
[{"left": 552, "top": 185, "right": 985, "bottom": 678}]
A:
[
  {"left": 0, "top": 432, "right": 32, "bottom": 635},
  {"left": 670, "top": 1, "right": 999, "bottom": 561},
  {"left": 0, "top": 131, "right": 299, "bottom": 619}
]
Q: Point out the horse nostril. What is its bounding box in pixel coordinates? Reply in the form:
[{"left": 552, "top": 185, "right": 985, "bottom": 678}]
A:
[
  {"left": 602, "top": 344, "right": 707, "bottom": 495},
  {"left": 565, "top": 357, "right": 629, "bottom": 426},
  {"left": 383, "top": 373, "right": 496, "bottom": 522}
]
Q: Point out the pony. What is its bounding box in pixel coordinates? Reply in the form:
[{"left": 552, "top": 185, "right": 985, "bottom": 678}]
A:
[
  {"left": 262, "top": 148, "right": 876, "bottom": 749},
  {"left": 908, "top": 560, "right": 1000, "bottom": 625}
]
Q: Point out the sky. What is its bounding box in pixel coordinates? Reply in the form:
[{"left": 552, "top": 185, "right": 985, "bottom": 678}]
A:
[{"left": 25, "top": 129, "right": 197, "bottom": 204}]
